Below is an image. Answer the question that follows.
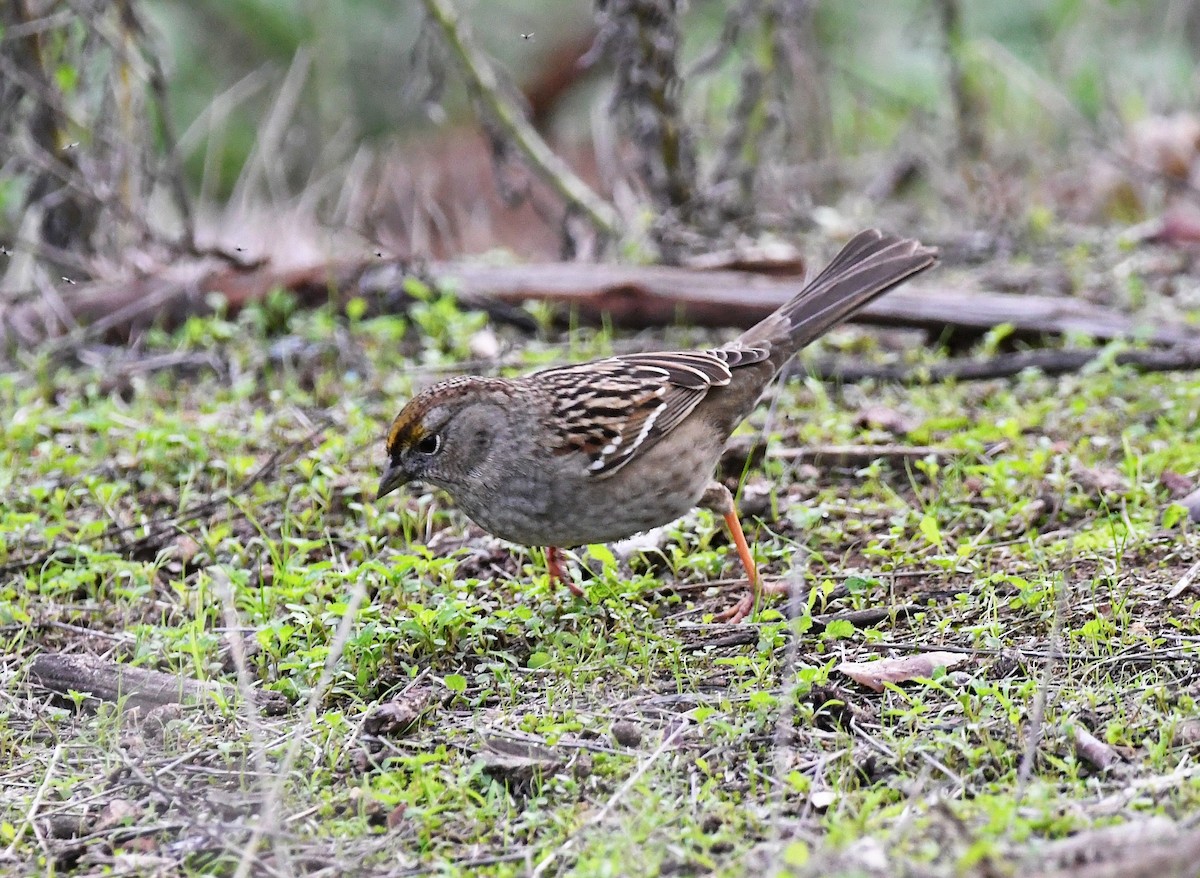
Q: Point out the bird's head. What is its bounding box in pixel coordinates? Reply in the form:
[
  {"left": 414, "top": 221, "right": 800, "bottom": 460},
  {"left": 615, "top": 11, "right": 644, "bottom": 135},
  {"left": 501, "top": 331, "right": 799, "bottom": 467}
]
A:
[{"left": 376, "top": 377, "right": 514, "bottom": 501}]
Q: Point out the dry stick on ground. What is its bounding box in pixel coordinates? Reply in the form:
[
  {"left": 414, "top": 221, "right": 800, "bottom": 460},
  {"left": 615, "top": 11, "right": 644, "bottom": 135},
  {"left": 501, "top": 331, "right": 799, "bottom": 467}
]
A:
[
  {"left": 1069, "top": 723, "right": 1120, "bottom": 773},
  {"left": 1167, "top": 559, "right": 1200, "bottom": 599},
  {"left": 804, "top": 345, "right": 1200, "bottom": 385},
  {"left": 426, "top": 262, "right": 1193, "bottom": 345},
  {"left": 27, "top": 652, "right": 286, "bottom": 714},
  {"left": 418, "top": 0, "right": 621, "bottom": 240},
  {"left": 1015, "top": 574, "right": 1069, "bottom": 796},
  {"left": 1022, "top": 818, "right": 1200, "bottom": 878},
  {"left": 770, "top": 443, "right": 956, "bottom": 465}
]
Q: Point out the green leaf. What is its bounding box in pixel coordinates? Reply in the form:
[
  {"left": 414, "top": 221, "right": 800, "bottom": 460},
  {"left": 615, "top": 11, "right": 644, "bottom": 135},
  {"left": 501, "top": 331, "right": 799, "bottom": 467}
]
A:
[
  {"left": 403, "top": 277, "right": 433, "bottom": 300},
  {"left": 783, "top": 841, "right": 809, "bottom": 867},
  {"left": 919, "top": 514, "right": 943, "bottom": 548},
  {"left": 587, "top": 543, "right": 616, "bottom": 569},
  {"left": 55, "top": 64, "right": 79, "bottom": 94},
  {"left": 1163, "top": 503, "right": 1188, "bottom": 529},
  {"left": 821, "top": 618, "right": 855, "bottom": 640},
  {"left": 748, "top": 691, "right": 778, "bottom": 710},
  {"left": 784, "top": 770, "right": 809, "bottom": 793},
  {"left": 443, "top": 674, "right": 467, "bottom": 694},
  {"left": 844, "top": 575, "right": 875, "bottom": 594},
  {"left": 527, "top": 652, "right": 552, "bottom": 669},
  {"left": 980, "top": 322, "right": 1016, "bottom": 355}
]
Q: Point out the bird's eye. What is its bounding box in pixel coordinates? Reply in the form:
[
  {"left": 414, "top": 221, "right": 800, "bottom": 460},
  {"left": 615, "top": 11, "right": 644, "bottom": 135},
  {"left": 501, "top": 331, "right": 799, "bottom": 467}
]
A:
[{"left": 414, "top": 433, "right": 441, "bottom": 455}]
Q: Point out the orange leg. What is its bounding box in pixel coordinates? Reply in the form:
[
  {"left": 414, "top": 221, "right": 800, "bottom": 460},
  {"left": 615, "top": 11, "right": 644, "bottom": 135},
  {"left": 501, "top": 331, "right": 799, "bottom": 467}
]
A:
[
  {"left": 702, "top": 483, "right": 786, "bottom": 623},
  {"left": 546, "top": 546, "right": 585, "bottom": 597}
]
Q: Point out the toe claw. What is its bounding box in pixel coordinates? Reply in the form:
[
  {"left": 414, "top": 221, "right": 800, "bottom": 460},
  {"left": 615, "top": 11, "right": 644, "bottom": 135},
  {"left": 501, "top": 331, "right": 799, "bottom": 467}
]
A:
[{"left": 714, "top": 592, "right": 754, "bottom": 624}]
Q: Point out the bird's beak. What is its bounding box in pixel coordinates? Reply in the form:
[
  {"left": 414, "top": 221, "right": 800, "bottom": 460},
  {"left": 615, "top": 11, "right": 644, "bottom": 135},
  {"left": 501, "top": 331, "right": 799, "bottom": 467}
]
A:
[{"left": 376, "top": 461, "right": 409, "bottom": 501}]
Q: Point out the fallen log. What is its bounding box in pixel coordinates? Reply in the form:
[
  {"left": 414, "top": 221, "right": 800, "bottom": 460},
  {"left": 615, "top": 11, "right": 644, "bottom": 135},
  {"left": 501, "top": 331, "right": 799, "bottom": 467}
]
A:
[
  {"left": 1, "top": 257, "right": 1189, "bottom": 349},
  {"left": 419, "top": 261, "right": 1192, "bottom": 345}
]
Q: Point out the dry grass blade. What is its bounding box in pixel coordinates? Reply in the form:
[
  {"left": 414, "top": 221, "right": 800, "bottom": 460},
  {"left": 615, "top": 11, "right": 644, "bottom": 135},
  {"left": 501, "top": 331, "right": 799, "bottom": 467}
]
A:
[{"left": 530, "top": 720, "right": 689, "bottom": 877}]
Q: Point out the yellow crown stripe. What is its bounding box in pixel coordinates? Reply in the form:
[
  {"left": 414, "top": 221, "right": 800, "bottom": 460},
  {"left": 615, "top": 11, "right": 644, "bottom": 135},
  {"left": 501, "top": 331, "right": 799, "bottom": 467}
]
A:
[{"left": 386, "top": 411, "right": 426, "bottom": 452}]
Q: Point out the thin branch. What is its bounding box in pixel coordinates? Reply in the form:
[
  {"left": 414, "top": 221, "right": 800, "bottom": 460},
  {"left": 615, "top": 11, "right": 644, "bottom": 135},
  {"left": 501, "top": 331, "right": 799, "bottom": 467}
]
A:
[
  {"left": 419, "top": 0, "right": 621, "bottom": 240},
  {"left": 936, "top": 0, "right": 985, "bottom": 159},
  {"left": 805, "top": 345, "right": 1200, "bottom": 385}
]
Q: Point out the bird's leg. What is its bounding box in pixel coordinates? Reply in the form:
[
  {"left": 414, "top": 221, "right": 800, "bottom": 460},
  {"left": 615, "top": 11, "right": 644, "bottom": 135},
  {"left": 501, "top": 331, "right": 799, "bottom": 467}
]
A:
[
  {"left": 546, "top": 546, "right": 585, "bottom": 597},
  {"left": 700, "top": 483, "right": 786, "bottom": 623}
]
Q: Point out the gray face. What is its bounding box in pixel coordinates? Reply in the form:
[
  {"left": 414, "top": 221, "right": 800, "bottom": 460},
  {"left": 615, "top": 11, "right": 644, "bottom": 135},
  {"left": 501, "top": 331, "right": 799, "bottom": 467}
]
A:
[{"left": 376, "top": 396, "right": 507, "bottom": 502}]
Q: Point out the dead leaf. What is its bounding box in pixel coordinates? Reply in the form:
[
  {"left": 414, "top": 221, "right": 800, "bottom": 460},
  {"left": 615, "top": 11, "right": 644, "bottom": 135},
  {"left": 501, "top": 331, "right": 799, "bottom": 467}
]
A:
[
  {"left": 837, "top": 652, "right": 969, "bottom": 692},
  {"left": 1071, "top": 462, "right": 1128, "bottom": 496},
  {"left": 1160, "top": 470, "right": 1195, "bottom": 498},
  {"left": 386, "top": 803, "right": 409, "bottom": 830},
  {"left": 808, "top": 789, "right": 837, "bottom": 810},
  {"left": 93, "top": 799, "right": 142, "bottom": 832},
  {"left": 855, "top": 404, "right": 918, "bottom": 435},
  {"left": 480, "top": 735, "right": 564, "bottom": 791}
]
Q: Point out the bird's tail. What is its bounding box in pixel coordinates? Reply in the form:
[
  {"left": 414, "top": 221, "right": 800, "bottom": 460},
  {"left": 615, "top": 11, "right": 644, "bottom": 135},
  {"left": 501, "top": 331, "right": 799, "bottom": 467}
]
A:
[{"left": 739, "top": 229, "right": 938, "bottom": 360}]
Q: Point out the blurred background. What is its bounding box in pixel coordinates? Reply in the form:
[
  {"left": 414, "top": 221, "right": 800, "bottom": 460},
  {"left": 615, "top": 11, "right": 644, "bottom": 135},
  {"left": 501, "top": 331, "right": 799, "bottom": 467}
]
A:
[{"left": 2, "top": 0, "right": 1199, "bottom": 307}]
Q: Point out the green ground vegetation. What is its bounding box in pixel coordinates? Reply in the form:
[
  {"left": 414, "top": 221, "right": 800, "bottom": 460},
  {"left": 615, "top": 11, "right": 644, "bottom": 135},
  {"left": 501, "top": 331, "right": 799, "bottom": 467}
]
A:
[{"left": 2, "top": 270, "right": 1198, "bottom": 875}]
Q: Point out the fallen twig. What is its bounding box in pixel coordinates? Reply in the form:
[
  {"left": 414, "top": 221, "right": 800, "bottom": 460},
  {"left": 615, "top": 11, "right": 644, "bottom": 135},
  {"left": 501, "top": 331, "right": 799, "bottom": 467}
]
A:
[
  {"left": 1021, "top": 817, "right": 1200, "bottom": 878},
  {"left": 771, "top": 443, "right": 955, "bottom": 465},
  {"left": 1167, "top": 559, "right": 1200, "bottom": 600},
  {"left": 1069, "top": 723, "right": 1120, "bottom": 772},
  {"left": 27, "top": 653, "right": 285, "bottom": 714},
  {"left": 805, "top": 345, "right": 1200, "bottom": 384}
]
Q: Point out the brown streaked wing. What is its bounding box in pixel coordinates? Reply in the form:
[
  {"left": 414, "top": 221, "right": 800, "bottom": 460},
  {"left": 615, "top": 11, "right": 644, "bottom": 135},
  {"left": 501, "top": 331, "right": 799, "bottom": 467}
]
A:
[{"left": 536, "top": 345, "right": 771, "bottom": 476}]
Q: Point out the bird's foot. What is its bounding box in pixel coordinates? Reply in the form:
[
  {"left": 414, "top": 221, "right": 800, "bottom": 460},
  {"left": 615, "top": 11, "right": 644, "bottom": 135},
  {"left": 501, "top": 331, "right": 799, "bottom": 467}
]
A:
[
  {"left": 546, "top": 546, "right": 585, "bottom": 597},
  {"left": 714, "top": 592, "right": 754, "bottom": 624},
  {"left": 714, "top": 579, "right": 789, "bottom": 623}
]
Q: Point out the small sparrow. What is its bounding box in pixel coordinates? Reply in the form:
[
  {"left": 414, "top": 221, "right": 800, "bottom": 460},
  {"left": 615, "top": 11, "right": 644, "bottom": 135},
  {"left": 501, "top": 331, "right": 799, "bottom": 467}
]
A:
[{"left": 379, "top": 230, "right": 937, "bottom": 620}]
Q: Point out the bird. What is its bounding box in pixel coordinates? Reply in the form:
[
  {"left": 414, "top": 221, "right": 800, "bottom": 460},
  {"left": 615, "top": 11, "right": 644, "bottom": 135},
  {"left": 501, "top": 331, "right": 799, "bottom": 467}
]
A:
[{"left": 377, "top": 229, "right": 938, "bottom": 621}]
